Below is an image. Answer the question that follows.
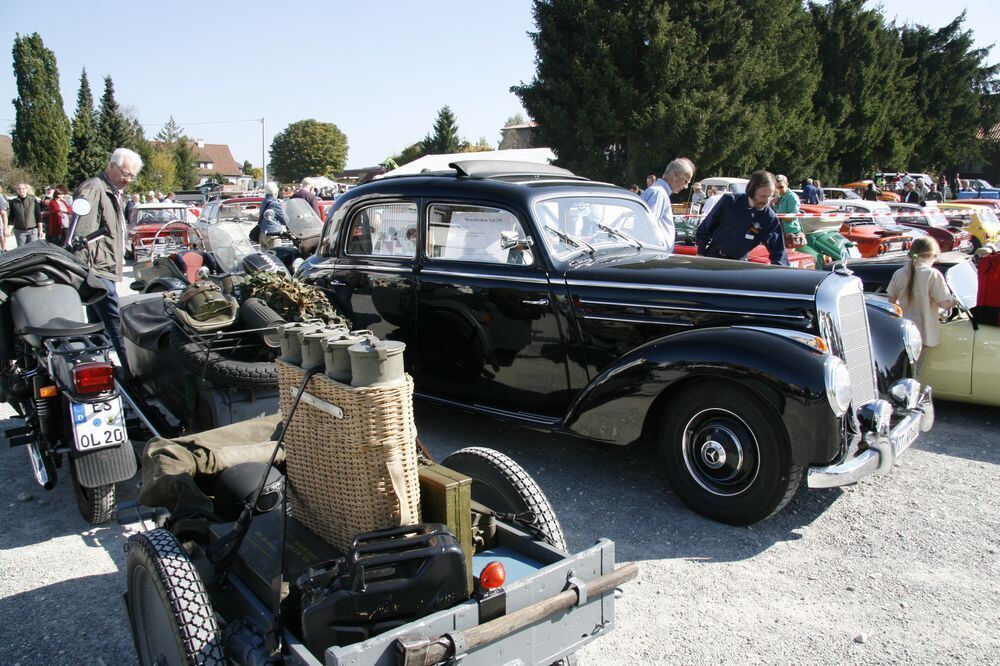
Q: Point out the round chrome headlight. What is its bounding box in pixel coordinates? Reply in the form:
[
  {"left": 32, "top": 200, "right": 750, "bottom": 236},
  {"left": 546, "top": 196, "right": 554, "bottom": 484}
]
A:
[
  {"left": 902, "top": 319, "right": 922, "bottom": 363},
  {"left": 824, "top": 355, "right": 852, "bottom": 417}
]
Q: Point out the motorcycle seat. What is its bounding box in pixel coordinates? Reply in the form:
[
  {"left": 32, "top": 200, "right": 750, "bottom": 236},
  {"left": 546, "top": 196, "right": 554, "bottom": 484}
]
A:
[{"left": 17, "top": 318, "right": 104, "bottom": 338}]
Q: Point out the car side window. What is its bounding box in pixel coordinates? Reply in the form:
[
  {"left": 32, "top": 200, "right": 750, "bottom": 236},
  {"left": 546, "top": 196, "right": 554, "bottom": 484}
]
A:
[
  {"left": 345, "top": 202, "right": 418, "bottom": 258},
  {"left": 426, "top": 203, "right": 533, "bottom": 265}
]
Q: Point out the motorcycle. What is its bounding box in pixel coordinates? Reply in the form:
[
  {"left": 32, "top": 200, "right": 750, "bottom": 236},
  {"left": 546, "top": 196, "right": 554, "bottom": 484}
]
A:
[
  {"left": 0, "top": 199, "right": 136, "bottom": 523},
  {"left": 266, "top": 198, "right": 323, "bottom": 272}
]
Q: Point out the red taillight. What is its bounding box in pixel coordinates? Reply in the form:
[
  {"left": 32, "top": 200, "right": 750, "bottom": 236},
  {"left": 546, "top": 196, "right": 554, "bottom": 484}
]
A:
[
  {"left": 72, "top": 363, "right": 115, "bottom": 394},
  {"left": 479, "top": 561, "right": 507, "bottom": 591}
]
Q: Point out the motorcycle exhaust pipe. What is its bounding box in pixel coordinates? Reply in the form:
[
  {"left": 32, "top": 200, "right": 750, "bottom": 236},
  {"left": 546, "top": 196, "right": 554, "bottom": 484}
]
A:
[{"left": 26, "top": 441, "right": 56, "bottom": 490}]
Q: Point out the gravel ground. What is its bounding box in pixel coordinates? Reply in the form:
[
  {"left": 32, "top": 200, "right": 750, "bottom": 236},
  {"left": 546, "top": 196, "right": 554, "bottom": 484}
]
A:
[{"left": 1, "top": 396, "right": 997, "bottom": 665}]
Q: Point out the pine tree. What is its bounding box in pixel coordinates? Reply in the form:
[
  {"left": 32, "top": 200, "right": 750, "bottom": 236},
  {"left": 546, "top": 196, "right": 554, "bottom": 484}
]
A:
[
  {"left": 10, "top": 32, "right": 71, "bottom": 184},
  {"left": 174, "top": 140, "right": 198, "bottom": 189},
  {"left": 154, "top": 116, "right": 183, "bottom": 144},
  {"left": 422, "top": 106, "right": 462, "bottom": 154},
  {"left": 96, "top": 76, "right": 134, "bottom": 157},
  {"left": 808, "top": 0, "right": 916, "bottom": 180},
  {"left": 67, "top": 69, "right": 104, "bottom": 187}
]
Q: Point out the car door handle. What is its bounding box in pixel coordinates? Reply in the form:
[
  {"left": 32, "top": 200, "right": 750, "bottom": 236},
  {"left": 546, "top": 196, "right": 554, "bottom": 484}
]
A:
[{"left": 522, "top": 298, "right": 549, "bottom": 306}]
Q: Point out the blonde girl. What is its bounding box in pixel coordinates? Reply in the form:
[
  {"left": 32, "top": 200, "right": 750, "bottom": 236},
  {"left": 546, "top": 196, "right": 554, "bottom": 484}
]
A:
[{"left": 886, "top": 236, "right": 956, "bottom": 374}]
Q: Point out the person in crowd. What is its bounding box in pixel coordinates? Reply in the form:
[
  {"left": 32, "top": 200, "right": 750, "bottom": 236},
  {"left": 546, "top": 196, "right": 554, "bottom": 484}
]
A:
[
  {"left": 801, "top": 178, "right": 819, "bottom": 205},
  {"left": 926, "top": 184, "right": 943, "bottom": 203},
  {"left": 863, "top": 181, "right": 880, "bottom": 201},
  {"left": 914, "top": 176, "right": 928, "bottom": 202},
  {"left": 629, "top": 184, "right": 641, "bottom": 195},
  {"left": 124, "top": 192, "right": 140, "bottom": 220},
  {"left": 887, "top": 236, "right": 955, "bottom": 375},
  {"left": 814, "top": 179, "right": 825, "bottom": 201},
  {"left": 9, "top": 182, "right": 43, "bottom": 246},
  {"left": 690, "top": 181, "right": 706, "bottom": 209},
  {"left": 936, "top": 175, "right": 950, "bottom": 199},
  {"left": 0, "top": 186, "right": 9, "bottom": 251},
  {"left": 156, "top": 191, "right": 166, "bottom": 202},
  {"left": 875, "top": 175, "right": 886, "bottom": 191},
  {"left": 901, "top": 180, "right": 921, "bottom": 204},
  {"left": 773, "top": 175, "right": 805, "bottom": 249},
  {"left": 645, "top": 174, "right": 656, "bottom": 190},
  {"left": 643, "top": 157, "right": 696, "bottom": 253},
  {"left": 257, "top": 181, "right": 287, "bottom": 249},
  {"left": 165, "top": 192, "right": 177, "bottom": 203},
  {"left": 145, "top": 190, "right": 157, "bottom": 203},
  {"left": 700, "top": 185, "right": 722, "bottom": 218},
  {"left": 695, "top": 170, "right": 787, "bottom": 266},
  {"left": 72, "top": 147, "right": 143, "bottom": 373},
  {"left": 950, "top": 172, "right": 961, "bottom": 200},
  {"left": 46, "top": 184, "right": 72, "bottom": 246},
  {"left": 291, "top": 183, "right": 323, "bottom": 218}
]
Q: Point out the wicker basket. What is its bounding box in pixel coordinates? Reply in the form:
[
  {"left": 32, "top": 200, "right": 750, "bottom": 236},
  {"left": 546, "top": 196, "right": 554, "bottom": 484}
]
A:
[{"left": 277, "top": 360, "right": 421, "bottom": 551}]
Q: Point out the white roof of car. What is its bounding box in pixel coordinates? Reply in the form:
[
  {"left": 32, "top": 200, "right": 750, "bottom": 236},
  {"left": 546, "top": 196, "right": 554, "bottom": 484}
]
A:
[{"left": 380, "top": 148, "right": 557, "bottom": 178}]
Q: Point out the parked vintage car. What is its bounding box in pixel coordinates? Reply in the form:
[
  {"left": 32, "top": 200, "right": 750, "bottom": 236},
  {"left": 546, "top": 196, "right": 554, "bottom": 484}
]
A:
[
  {"left": 196, "top": 195, "right": 263, "bottom": 243},
  {"left": 126, "top": 203, "right": 199, "bottom": 260},
  {"left": 296, "top": 160, "right": 933, "bottom": 526},
  {"left": 790, "top": 204, "right": 861, "bottom": 267},
  {"left": 795, "top": 187, "right": 861, "bottom": 201},
  {"left": 955, "top": 198, "right": 1000, "bottom": 214},
  {"left": 886, "top": 202, "right": 973, "bottom": 253},
  {"left": 937, "top": 202, "right": 1000, "bottom": 250},
  {"left": 842, "top": 180, "right": 901, "bottom": 202},
  {"left": 956, "top": 178, "right": 999, "bottom": 200}
]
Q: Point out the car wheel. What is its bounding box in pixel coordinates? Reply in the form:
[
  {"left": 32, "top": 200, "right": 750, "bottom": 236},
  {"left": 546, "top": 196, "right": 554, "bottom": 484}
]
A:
[
  {"left": 659, "top": 383, "right": 801, "bottom": 525},
  {"left": 442, "top": 447, "right": 567, "bottom": 552},
  {"left": 126, "top": 528, "right": 224, "bottom": 666},
  {"left": 70, "top": 458, "right": 116, "bottom": 524}
]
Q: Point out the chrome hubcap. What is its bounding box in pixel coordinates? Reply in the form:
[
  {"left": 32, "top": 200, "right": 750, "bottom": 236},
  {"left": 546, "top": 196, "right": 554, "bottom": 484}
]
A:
[
  {"left": 681, "top": 408, "right": 759, "bottom": 497},
  {"left": 700, "top": 440, "right": 727, "bottom": 469}
]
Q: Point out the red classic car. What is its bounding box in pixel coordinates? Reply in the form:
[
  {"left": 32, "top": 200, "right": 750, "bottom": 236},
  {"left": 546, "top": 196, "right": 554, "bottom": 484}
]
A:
[
  {"left": 801, "top": 203, "right": 912, "bottom": 258},
  {"left": 887, "top": 202, "right": 974, "bottom": 253},
  {"left": 126, "top": 203, "right": 199, "bottom": 260}
]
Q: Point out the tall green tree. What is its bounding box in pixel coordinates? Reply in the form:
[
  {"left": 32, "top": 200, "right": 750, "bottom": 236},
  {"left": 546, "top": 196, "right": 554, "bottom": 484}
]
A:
[
  {"left": 242, "top": 160, "right": 254, "bottom": 175},
  {"left": 808, "top": 0, "right": 916, "bottom": 181},
  {"left": 270, "top": 119, "right": 348, "bottom": 182},
  {"left": 173, "top": 140, "right": 198, "bottom": 189},
  {"left": 423, "top": 106, "right": 462, "bottom": 154},
  {"left": 10, "top": 32, "right": 71, "bottom": 184},
  {"left": 899, "top": 13, "right": 1000, "bottom": 172},
  {"left": 67, "top": 68, "right": 104, "bottom": 187},
  {"left": 154, "top": 116, "right": 183, "bottom": 143},
  {"left": 96, "top": 76, "right": 134, "bottom": 157}
]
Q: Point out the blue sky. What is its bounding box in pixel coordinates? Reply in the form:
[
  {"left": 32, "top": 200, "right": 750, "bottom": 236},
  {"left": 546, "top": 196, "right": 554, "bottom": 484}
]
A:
[{"left": 1, "top": 1, "right": 997, "bottom": 170}]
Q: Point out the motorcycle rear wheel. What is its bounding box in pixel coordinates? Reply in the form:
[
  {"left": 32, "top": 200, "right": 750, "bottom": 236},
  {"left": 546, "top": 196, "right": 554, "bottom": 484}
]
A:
[{"left": 70, "top": 458, "right": 116, "bottom": 524}]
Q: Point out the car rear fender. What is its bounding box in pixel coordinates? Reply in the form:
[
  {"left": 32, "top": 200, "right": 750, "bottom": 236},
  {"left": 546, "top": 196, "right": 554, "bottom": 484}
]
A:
[{"left": 563, "top": 327, "right": 840, "bottom": 466}]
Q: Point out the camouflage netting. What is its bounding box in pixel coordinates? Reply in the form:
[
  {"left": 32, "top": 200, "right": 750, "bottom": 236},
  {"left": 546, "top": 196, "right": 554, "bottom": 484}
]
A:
[{"left": 244, "top": 271, "right": 342, "bottom": 323}]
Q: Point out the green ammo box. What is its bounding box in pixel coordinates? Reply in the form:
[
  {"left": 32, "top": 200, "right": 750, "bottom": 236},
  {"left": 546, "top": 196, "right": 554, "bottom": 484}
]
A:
[{"left": 418, "top": 463, "right": 473, "bottom": 592}]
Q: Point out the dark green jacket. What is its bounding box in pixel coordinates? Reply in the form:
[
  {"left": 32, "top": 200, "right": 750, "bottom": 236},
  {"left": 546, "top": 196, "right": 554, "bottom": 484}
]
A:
[{"left": 72, "top": 173, "right": 124, "bottom": 280}]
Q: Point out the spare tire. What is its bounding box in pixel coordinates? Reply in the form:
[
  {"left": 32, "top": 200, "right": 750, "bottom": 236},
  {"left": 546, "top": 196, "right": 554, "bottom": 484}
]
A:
[{"left": 168, "top": 326, "right": 278, "bottom": 388}]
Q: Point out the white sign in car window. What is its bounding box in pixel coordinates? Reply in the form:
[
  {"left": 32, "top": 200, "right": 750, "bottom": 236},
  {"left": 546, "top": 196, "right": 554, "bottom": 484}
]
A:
[{"left": 443, "top": 211, "right": 518, "bottom": 262}]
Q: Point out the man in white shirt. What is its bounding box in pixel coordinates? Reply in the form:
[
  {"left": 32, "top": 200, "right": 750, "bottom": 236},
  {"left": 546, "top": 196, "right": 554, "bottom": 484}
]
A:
[{"left": 642, "top": 158, "right": 696, "bottom": 253}]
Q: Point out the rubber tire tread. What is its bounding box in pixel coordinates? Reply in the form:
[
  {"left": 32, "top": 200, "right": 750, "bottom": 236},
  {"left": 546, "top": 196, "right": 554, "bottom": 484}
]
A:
[
  {"left": 441, "top": 446, "right": 567, "bottom": 552},
  {"left": 70, "top": 458, "right": 116, "bottom": 524},
  {"left": 127, "top": 528, "right": 224, "bottom": 666},
  {"left": 168, "top": 326, "right": 278, "bottom": 388},
  {"left": 659, "top": 383, "right": 802, "bottom": 526}
]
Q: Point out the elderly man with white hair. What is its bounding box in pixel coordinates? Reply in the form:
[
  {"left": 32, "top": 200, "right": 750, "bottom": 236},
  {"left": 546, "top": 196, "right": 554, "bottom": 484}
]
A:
[
  {"left": 256, "top": 181, "right": 288, "bottom": 249},
  {"left": 641, "top": 157, "right": 696, "bottom": 253},
  {"left": 71, "top": 147, "right": 143, "bottom": 373}
]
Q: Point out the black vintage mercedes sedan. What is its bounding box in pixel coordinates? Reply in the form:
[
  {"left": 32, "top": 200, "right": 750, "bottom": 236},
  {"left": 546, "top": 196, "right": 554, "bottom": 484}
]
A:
[{"left": 297, "top": 160, "right": 933, "bottom": 525}]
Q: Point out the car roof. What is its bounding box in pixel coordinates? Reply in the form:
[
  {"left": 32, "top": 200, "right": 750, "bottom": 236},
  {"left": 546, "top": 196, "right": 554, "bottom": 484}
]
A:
[
  {"left": 133, "top": 203, "right": 187, "bottom": 209},
  {"left": 701, "top": 177, "right": 748, "bottom": 186},
  {"left": 215, "top": 197, "right": 262, "bottom": 204}
]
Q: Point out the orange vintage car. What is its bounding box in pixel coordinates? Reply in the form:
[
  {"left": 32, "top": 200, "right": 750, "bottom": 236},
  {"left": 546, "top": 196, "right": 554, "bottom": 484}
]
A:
[
  {"left": 801, "top": 203, "right": 911, "bottom": 258},
  {"left": 842, "top": 180, "right": 901, "bottom": 203}
]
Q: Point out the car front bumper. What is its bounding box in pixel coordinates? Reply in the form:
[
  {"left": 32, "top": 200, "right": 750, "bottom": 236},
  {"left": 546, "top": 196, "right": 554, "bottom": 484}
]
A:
[{"left": 807, "top": 384, "right": 934, "bottom": 489}]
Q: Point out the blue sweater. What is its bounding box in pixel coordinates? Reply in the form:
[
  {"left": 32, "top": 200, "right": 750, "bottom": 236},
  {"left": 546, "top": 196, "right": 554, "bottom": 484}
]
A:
[{"left": 695, "top": 193, "right": 787, "bottom": 265}]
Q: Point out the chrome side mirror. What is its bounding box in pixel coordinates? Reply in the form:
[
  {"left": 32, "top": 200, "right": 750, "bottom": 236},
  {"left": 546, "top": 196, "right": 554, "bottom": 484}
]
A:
[
  {"left": 71, "top": 198, "right": 92, "bottom": 216},
  {"left": 500, "top": 231, "right": 533, "bottom": 250}
]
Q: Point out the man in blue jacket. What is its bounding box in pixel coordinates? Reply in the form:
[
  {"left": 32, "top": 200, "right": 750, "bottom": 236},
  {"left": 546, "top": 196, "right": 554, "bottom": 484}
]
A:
[
  {"left": 695, "top": 170, "right": 787, "bottom": 266},
  {"left": 256, "top": 181, "right": 287, "bottom": 248}
]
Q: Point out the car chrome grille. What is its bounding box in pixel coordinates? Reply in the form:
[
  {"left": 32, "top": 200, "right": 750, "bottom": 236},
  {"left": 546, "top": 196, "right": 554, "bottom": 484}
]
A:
[
  {"left": 837, "top": 290, "right": 877, "bottom": 406},
  {"left": 816, "top": 271, "right": 878, "bottom": 410}
]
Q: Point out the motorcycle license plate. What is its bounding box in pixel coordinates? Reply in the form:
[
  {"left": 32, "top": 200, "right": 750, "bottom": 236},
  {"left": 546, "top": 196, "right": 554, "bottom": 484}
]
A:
[{"left": 71, "top": 399, "right": 127, "bottom": 452}]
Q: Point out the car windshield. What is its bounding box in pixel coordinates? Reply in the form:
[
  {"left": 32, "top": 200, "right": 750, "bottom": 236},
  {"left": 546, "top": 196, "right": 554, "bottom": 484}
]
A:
[
  {"left": 131, "top": 207, "right": 188, "bottom": 226},
  {"left": 980, "top": 209, "right": 1000, "bottom": 227},
  {"left": 971, "top": 179, "right": 995, "bottom": 190},
  {"left": 533, "top": 195, "right": 670, "bottom": 260},
  {"left": 219, "top": 201, "right": 261, "bottom": 223},
  {"left": 945, "top": 259, "right": 978, "bottom": 310},
  {"left": 206, "top": 222, "right": 256, "bottom": 273}
]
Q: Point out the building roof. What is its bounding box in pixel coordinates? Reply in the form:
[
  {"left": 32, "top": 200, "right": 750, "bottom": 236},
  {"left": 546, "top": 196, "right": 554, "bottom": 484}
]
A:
[
  {"left": 502, "top": 121, "right": 538, "bottom": 130},
  {"left": 191, "top": 143, "right": 243, "bottom": 176}
]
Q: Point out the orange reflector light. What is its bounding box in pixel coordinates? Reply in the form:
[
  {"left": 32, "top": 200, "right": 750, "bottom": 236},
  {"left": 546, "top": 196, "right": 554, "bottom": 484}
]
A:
[
  {"left": 479, "top": 561, "right": 507, "bottom": 591},
  {"left": 39, "top": 385, "right": 58, "bottom": 398},
  {"left": 72, "top": 362, "right": 115, "bottom": 394}
]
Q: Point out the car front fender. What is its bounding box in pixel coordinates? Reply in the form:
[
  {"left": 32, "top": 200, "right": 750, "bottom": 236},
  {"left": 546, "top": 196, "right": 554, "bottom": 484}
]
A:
[{"left": 563, "top": 327, "right": 841, "bottom": 466}]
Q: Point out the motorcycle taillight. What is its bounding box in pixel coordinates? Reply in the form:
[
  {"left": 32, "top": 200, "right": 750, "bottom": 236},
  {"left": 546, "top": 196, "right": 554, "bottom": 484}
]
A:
[{"left": 72, "top": 363, "right": 115, "bottom": 394}]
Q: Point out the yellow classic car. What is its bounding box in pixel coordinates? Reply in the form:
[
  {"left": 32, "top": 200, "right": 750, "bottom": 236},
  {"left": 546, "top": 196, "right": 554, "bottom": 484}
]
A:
[
  {"left": 921, "top": 258, "right": 1000, "bottom": 406},
  {"left": 937, "top": 202, "right": 1000, "bottom": 250}
]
